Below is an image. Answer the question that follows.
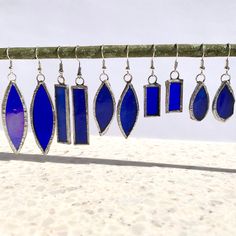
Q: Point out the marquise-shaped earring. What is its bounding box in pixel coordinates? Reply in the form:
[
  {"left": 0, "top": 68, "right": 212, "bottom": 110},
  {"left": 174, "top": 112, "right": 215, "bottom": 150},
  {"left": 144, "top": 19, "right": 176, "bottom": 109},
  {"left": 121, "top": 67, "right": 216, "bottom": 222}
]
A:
[
  {"left": 2, "top": 48, "right": 28, "bottom": 153},
  {"left": 166, "top": 44, "right": 183, "bottom": 113},
  {"left": 30, "top": 47, "right": 55, "bottom": 154},
  {"left": 212, "top": 44, "right": 235, "bottom": 121},
  {"left": 117, "top": 45, "right": 139, "bottom": 138},
  {"left": 189, "top": 44, "right": 209, "bottom": 121},
  {"left": 94, "top": 45, "right": 116, "bottom": 135},
  {"left": 71, "top": 46, "right": 89, "bottom": 144},
  {"left": 144, "top": 45, "right": 161, "bottom": 117},
  {"left": 54, "top": 46, "right": 71, "bottom": 144}
]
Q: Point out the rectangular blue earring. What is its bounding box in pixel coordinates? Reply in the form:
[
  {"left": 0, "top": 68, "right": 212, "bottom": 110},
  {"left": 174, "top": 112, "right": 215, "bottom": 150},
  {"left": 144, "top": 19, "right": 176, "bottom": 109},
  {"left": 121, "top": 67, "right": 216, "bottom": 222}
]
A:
[
  {"left": 166, "top": 45, "right": 183, "bottom": 113},
  {"left": 54, "top": 54, "right": 71, "bottom": 144},
  {"left": 71, "top": 61, "right": 89, "bottom": 145}
]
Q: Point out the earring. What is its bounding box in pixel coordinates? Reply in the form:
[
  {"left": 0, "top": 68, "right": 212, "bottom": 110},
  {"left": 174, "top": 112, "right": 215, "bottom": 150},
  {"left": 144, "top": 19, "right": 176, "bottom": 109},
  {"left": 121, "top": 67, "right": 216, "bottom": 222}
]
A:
[
  {"left": 212, "top": 44, "right": 235, "bottom": 121},
  {"left": 54, "top": 46, "right": 71, "bottom": 144},
  {"left": 30, "top": 47, "right": 55, "bottom": 154},
  {"left": 189, "top": 44, "right": 210, "bottom": 121},
  {"left": 144, "top": 45, "right": 161, "bottom": 117},
  {"left": 2, "top": 48, "right": 28, "bottom": 153},
  {"left": 94, "top": 45, "right": 116, "bottom": 135},
  {"left": 165, "top": 44, "right": 183, "bottom": 113},
  {"left": 117, "top": 45, "right": 139, "bottom": 138},
  {"left": 71, "top": 46, "right": 89, "bottom": 144}
]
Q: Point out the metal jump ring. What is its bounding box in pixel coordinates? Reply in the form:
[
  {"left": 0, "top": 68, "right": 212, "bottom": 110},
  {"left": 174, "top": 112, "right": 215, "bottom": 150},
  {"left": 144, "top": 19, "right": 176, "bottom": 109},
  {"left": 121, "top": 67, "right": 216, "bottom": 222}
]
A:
[
  {"left": 99, "top": 72, "right": 109, "bottom": 82},
  {"left": 123, "top": 72, "right": 133, "bottom": 83},
  {"left": 75, "top": 76, "right": 84, "bottom": 86},
  {"left": 57, "top": 75, "right": 65, "bottom": 85},
  {"left": 195, "top": 73, "right": 206, "bottom": 83},
  {"left": 7, "top": 72, "right": 17, "bottom": 82},
  {"left": 220, "top": 72, "right": 231, "bottom": 82},
  {"left": 170, "top": 70, "right": 180, "bottom": 80},
  {"left": 148, "top": 74, "right": 158, "bottom": 84},
  {"left": 36, "top": 73, "right": 46, "bottom": 82}
]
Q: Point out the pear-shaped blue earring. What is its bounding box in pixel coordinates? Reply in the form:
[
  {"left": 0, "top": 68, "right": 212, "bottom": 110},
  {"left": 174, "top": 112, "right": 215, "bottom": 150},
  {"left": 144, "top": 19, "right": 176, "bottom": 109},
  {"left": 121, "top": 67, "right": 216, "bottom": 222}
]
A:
[
  {"left": 189, "top": 44, "right": 209, "bottom": 121},
  {"left": 212, "top": 44, "right": 235, "bottom": 122}
]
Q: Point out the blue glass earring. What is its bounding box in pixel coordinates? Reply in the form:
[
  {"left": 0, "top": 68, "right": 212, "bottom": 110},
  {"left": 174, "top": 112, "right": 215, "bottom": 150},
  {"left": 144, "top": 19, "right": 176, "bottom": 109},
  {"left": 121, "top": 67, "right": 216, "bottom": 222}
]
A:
[
  {"left": 30, "top": 48, "right": 55, "bottom": 154},
  {"left": 117, "top": 45, "right": 139, "bottom": 138},
  {"left": 166, "top": 44, "right": 183, "bottom": 113},
  {"left": 2, "top": 48, "right": 28, "bottom": 153},
  {"left": 94, "top": 46, "right": 116, "bottom": 135},
  {"left": 189, "top": 45, "right": 209, "bottom": 121},
  {"left": 144, "top": 45, "right": 161, "bottom": 117},
  {"left": 54, "top": 46, "right": 71, "bottom": 144},
  {"left": 71, "top": 50, "right": 89, "bottom": 145},
  {"left": 213, "top": 44, "right": 235, "bottom": 121}
]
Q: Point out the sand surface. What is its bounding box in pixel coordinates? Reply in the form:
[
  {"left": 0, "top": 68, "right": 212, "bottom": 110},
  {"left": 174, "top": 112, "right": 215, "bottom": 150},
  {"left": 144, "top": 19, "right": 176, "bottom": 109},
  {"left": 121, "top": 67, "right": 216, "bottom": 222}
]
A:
[{"left": 0, "top": 132, "right": 235, "bottom": 236}]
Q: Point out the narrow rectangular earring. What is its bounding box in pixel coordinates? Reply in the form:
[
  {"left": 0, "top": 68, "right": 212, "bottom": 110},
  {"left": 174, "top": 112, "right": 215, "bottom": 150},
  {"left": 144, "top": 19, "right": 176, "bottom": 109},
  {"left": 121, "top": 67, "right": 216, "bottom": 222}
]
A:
[{"left": 71, "top": 59, "right": 89, "bottom": 145}]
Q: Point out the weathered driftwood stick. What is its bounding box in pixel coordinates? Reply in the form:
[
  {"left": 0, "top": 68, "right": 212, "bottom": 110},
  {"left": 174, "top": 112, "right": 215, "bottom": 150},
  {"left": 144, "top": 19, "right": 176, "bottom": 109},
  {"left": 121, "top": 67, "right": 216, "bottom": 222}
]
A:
[{"left": 0, "top": 44, "right": 235, "bottom": 60}]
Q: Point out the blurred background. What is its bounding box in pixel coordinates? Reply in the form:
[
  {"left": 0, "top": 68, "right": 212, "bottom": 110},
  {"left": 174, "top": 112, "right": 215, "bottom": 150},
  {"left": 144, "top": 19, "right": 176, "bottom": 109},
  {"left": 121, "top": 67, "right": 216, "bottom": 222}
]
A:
[{"left": 0, "top": 0, "right": 235, "bottom": 142}]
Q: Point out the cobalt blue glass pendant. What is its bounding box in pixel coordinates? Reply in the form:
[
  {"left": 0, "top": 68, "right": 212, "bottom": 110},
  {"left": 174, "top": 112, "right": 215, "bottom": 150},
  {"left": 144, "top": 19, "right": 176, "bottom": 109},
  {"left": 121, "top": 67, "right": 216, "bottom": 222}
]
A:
[
  {"left": 212, "top": 80, "right": 235, "bottom": 122},
  {"left": 94, "top": 77, "right": 115, "bottom": 135},
  {"left": 2, "top": 81, "right": 28, "bottom": 153},
  {"left": 54, "top": 60, "right": 71, "bottom": 144},
  {"left": 55, "top": 84, "right": 71, "bottom": 144},
  {"left": 117, "top": 73, "right": 139, "bottom": 138},
  {"left": 72, "top": 83, "right": 89, "bottom": 145},
  {"left": 189, "top": 81, "right": 209, "bottom": 121}
]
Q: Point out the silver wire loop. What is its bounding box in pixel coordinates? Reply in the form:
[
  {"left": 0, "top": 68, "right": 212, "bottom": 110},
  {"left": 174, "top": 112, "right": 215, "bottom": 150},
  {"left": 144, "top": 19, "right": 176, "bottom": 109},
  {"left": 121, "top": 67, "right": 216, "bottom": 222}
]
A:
[
  {"left": 221, "top": 71, "right": 231, "bottom": 82},
  {"left": 57, "top": 46, "right": 65, "bottom": 85},
  {"left": 99, "top": 72, "right": 109, "bottom": 82},
  {"left": 196, "top": 44, "right": 206, "bottom": 83},
  {"left": 195, "top": 73, "right": 206, "bottom": 82},
  {"left": 220, "top": 43, "right": 231, "bottom": 82},
  {"left": 57, "top": 75, "right": 65, "bottom": 85},
  {"left": 75, "top": 76, "right": 84, "bottom": 86},
  {"left": 123, "top": 45, "right": 133, "bottom": 83},
  {"left": 148, "top": 74, "right": 158, "bottom": 84},
  {"left": 170, "top": 70, "right": 180, "bottom": 80},
  {"left": 35, "top": 47, "right": 45, "bottom": 83},
  {"left": 123, "top": 71, "right": 133, "bottom": 83},
  {"left": 6, "top": 48, "right": 17, "bottom": 82},
  {"left": 101, "top": 45, "right": 106, "bottom": 70}
]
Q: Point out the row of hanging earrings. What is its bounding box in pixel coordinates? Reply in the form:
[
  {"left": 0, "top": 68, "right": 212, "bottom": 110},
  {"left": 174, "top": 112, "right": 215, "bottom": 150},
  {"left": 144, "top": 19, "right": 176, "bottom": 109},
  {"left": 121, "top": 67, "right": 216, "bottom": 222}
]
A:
[{"left": 1, "top": 44, "right": 235, "bottom": 155}]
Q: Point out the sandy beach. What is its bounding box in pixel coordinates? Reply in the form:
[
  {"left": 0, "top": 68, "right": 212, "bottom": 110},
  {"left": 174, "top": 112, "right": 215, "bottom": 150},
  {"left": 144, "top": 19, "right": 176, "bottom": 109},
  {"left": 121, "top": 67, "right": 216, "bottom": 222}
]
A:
[{"left": 0, "top": 132, "right": 235, "bottom": 236}]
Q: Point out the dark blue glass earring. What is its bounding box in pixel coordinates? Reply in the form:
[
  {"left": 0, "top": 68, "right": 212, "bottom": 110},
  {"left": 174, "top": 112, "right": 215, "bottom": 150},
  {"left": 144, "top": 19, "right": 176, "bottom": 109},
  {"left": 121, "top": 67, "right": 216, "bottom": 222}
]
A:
[
  {"left": 30, "top": 48, "right": 55, "bottom": 154},
  {"left": 166, "top": 44, "right": 183, "bottom": 113},
  {"left": 144, "top": 45, "right": 161, "bottom": 117},
  {"left": 94, "top": 46, "right": 115, "bottom": 135},
  {"left": 213, "top": 44, "right": 235, "bottom": 121},
  {"left": 54, "top": 46, "right": 71, "bottom": 144},
  {"left": 189, "top": 45, "right": 209, "bottom": 121},
  {"left": 117, "top": 46, "right": 139, "bottom": 138}
]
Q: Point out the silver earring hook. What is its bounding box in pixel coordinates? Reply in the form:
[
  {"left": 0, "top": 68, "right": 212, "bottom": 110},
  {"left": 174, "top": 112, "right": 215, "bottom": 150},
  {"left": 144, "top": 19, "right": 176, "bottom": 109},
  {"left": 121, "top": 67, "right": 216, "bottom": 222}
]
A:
[
  {"left": 225, "top": 43, "right": 231, "bottom": 71},
  {"left": 126, "top": 45, "right": 130, "bottom": 71},
  {"left": 6, "top": 47, "right": 16, "bottom": 82},
  {"left": 200, "top": 44, "right": 205, "bottom": 72},
  {"left": 35, "top": 47, "right": 45, "bottom": 82},
  {"left": 57, "top": 46, "right": 63, "bottom": 75},
  {"left": 6, "top": 47, "right": 13, "bottom": 70},
  {"left": 74, "top": 45, "right": 84, "bottom": 86},
  {"left": 101, "top": 45, "right": 106, "bottom": 71},
  {"left": 150, "top": 44, "right": 156, "bottom": 71},
  {"left": 174, "top": 44, "right": 178, "bottom": 71}
]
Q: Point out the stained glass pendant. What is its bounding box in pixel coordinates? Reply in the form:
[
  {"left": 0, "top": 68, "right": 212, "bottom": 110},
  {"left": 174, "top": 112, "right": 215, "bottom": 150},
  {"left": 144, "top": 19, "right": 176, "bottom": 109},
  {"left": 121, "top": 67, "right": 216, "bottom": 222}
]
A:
[
  {"left": 72, "top": 84, "right": 89, "bottom": 144},
  {"left": 2, "top": 81, "right": 28, "bottom": 153},
  {"left": 94, "top": 77, "right": 115, "bottom": 135},
  {"left": 117, "top": 73, "right": 139, "bottom": 138},
  {"left": 31, "top": 80, "right": 55, "bottom": 154},
  {"left": 189, "top": 81, "right": 209, "bottom": 121},
  {"left": 165, "top": 76, "right": 183, "bottom": 113},
  {"left": 55, "top": 84, "right": 71, "bottom": 144},
  {"left": 212, "top": 80, "right": 235, "bottom": 121}
]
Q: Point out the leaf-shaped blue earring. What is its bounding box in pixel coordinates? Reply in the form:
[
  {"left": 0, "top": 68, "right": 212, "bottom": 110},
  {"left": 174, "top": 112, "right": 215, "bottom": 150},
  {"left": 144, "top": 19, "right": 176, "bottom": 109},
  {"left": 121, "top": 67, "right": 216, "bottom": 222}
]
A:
[
  {"left": 2, "top": 48, "right": 28, "bottom": 153},
  {"left": 117, "top": 45, "right": 139, "bottom": 138},
  {"left": 144, "top": 45, "right": 161, "bottom": 117},
  {"left": 54, "top": 46, "right": 71, "bottom": 144},
  {"left": 166, "top": 44, "right": 183, "bottom": 113},
  {"left": 189, "top": 44, "right": 209, "bottom": 121},
  {"left": 71, "top": 46, "right": 89, "bottom": 145},
  {"left": 213, "top": 44, "right": 235, "bottom": 122},
  {"left": 94, "top": 46, "right": 115, "bottom": 135},
  {"left": 30, "top": 48, "right": 55, "bottom": 154}
]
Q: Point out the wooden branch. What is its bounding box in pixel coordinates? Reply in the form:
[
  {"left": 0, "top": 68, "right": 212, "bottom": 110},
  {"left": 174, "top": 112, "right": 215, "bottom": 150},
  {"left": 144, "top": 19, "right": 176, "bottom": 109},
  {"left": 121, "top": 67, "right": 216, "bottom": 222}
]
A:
[{"left": 0, "top": 44, "right": 235, "bottom": 60}]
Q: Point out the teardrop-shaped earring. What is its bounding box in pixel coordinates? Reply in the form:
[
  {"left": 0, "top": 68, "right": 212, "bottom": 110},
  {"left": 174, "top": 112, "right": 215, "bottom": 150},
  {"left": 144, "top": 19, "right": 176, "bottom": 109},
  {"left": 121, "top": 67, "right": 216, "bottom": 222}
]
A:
[
  {"left": 30, "top": 47, "right": 55, "bottom": 154},
  {"left": 71, "top": 46, "right": 89, "bottom": 145},
  {"left": 117, "top": 45, "right": 139, "bottom": 138},
  {"left": 165, "top": 44, "right": 183, "bottom": 113},
  {"left": 94, "top": 45, "right": 116, "bottom": 135},
  {"left": 212, "top": 44, "right": 235, "bottom": 121},
  {"left": 144, "top": 45, "right": 161, "bottom": 117},
  {"left": 2, "top": 48, "right": 28, "bottom": 153},
  {"left": 54, "top": 46, "right": 71, "bottom": 144},
  {"left": 189, "top": 44, "right": 209, "bottom": 121}
]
